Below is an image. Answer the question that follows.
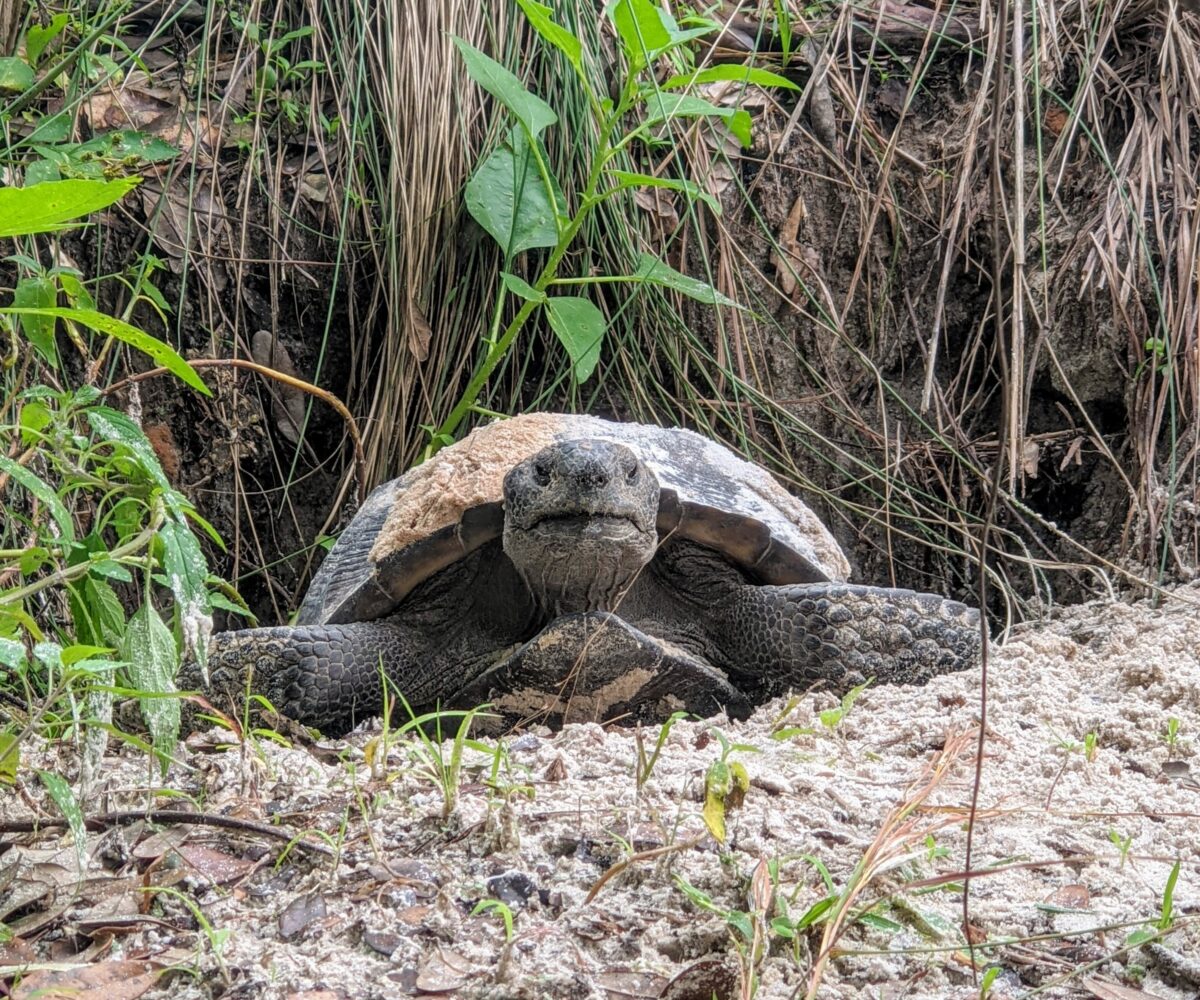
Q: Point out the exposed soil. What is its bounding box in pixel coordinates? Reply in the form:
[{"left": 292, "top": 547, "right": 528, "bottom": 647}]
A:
[{"left": 5, "top": 587, "right": 1198, "bottom": 999}]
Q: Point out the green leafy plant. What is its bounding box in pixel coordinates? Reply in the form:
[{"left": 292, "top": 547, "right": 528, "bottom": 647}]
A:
[
  {"left": 701, "top": 727, "right": 759, "bottom": 843},
  {"left": 388, "top": 690, "right": 495, "bottom": 820},
  {"left": 1, "top": 173, "right": 222, "bottom": 781},
  {"left": 1162, "top": 716, "right": 1181, "bottom": 755},
  {"left": 818, "top": 680, "right": 871, "bottom": 732},
  {"left": 1124, "top": 859, "right": 1181, "bottom": 949},
  {"left": 635, "top": 709, "right": 688, "bottom": 790},
  {"left": 431, "top": 0, "right": 797, "bottom": 450},
  {"left": 1109, "top": 828, "right": 1134, "bottom": 868}
]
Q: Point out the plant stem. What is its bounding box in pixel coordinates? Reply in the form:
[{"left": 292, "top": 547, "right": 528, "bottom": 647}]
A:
[{"left": 429, "top": 110, "right": 622, "bottom": 451}]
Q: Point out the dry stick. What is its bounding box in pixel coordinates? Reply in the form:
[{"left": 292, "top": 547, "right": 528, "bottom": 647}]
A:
[
  {"left": 0, "top": 809, "right": 333, "bottom": 857},
  {"left": 584, "top": 835, "right": 705, "bottom": 905},
  {"left": 962, "top": 0, "right": 1014, "bottom": 979},
  {"left": 102, "top": 358, "right": 366, "bottom": 505}
]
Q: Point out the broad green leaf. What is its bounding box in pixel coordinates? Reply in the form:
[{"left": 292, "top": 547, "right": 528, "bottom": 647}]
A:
[
  {"left": 58, "top": 271, "right": 96, "bottom": 309},
  {"left": 634, "top": 254, "right": 742, "bottom": 308},
  {"left": 69, "top": 576, "right": 126, "bottom": 649},
  {"left": 0, "top": 177, "right": 140, "bottom": 237},
  {"left": 12, "top": 275, "right": 58, "bottom": 364},
  {"left": 643, "top": 92, "right": 753, "bottom": 148},
  {"left": 61, "top": 644, "right": 115, "bottom": 666},
  {"left": 0, "top": 729, "right": 17, "bottom": 784},
  {"left": 2, "top": 307, "right": 209, "bottom": 394},
  {"left": 18, "top": 399, "right": 52, "bottom": 444},
  {"left": 86, "top": 406, "right": 171, "bottom": 490},
  {"left": 0, "top": 57, "right": 33, "bottom": 93},
  {"left": 24, "top": 159, "right": 61, "bottom": 186},
  {"left": 67, "top": 131, "right": 181, "bottom": 166},
  {"left": 608, "top": 0, "right": 671, "bottom": 69},
  {"left": 18, "top": 545, "right": 48, "bottom": 576},
  {"left": 451, "top": 37, "right": 557, "bottom": 138},
  {"left": 88, "top": 558, "right": 133, "bottom": 582},
  {"left": 500, "top": 271, "right": 545, "bottom": 302},
  {"left": 516, "top": 0, "right": 582, "bottom": 73},
  {"left": 27, "top": 112, "right": 71, "bottom": 143},
  {"left": 37, "top": 769, "right": 88, "bottom": 870},
  {"left": 0, "top": 454, "right": 74, "bottom": 542},
  {"left": 662, "top": 65, "right": 800, "bottom": 91},
  {"left": 794, "top": 895, "right": 838, "bottom": 930},
  {"left": 465, "top": 136, "right": 561, "bottom": 260},
  {"left": 26, "top": 14, "right": 69, "bottom": 66},
  {"left": 545, "top": 296, "right": 605, "bottom": 382},
  {"left": 159, "top": 516, "right": 211, "bottom": 622},
  {"left": 0, "top": 638, "right": 27, "bottom": 670},
  {"left": 608, "top": 169, "right": 720, "bottom": 215},
  {"left": 121, "top": 603, "right": 180, "bottom": 765}
]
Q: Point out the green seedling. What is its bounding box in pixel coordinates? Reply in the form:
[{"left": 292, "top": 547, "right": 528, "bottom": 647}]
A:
[
  {"left": 1124, "top": 859, "right": 1181, "bottom": 949},
  {"left": 386, "top": 689, "right": 495, "bottom": 820},
  {"left": 818, "top": 680, "right": 871, "bottom": 732},
  {"left": 1109, "top": 828, "right": 1134, "bottom": 868},
  {"left": 1163, "top": 716, "right": 1181, "bottom": 755},
  {"left": 635, "top": 709, "right": 689, "bottom": 789}
]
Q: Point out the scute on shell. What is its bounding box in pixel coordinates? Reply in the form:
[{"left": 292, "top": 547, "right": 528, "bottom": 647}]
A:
[{"left": 298, "top": 413, "right": 851, "bottom": 627}]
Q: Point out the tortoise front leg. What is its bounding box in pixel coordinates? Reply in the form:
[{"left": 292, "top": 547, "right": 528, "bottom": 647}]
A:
[
  {"left": 722, "top": 583, "right": 982, "bottom": 696},
  {"left": 181, "top": 622, "right": 464, "bottom": 735}
]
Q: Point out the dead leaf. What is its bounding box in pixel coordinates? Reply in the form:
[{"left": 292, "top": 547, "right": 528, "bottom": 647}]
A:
[
  {"left": 1061, "top": 436, "right": 1085, "bottom": 470},
  {"left": 414, "top": 946, "right": 472, "bottom": 992},
  {"left": 771, "top": 195, "right": 808, "bottom": 297},
  {"left": 174, "top": 843, "right": 259, "bottom": 885},
  {"left": 1043, "top": 883, "right": 1091, "bottom": 910},
  {"left": 278, "top": 893, "right": 328, "bottom": 941},
  {"left": 409, "top": 306, "right": 433, "bottom": 362},
  {"left": 13, "top": 960, "right": 163, "bottom": 1000},
  {"left": 1021, "top": 439, "right": 1040, "bottom": 477},
  {"left": 0, "top": 936, "right": 37, "bottom": 965},
  {"left": 596, "top": 968, "right": 669, "bottom": 999},
  {"left": 634, "top": 187, "right": 680, "bottom": 233},
  {"left": 660, "top": 956, "right": 740, "bottom": 1000},
  {"left": 363, "top": 928, "right": 404, "bottom": 957},
  {"left": 1081, "top": 977, "right": 1169, "bottom": 999},
  {"left": 299, "top": 173, "right": 330, "bottom": 203},
  {"left": 251, "top": 330, "right": 307, "bottom": 443},
  {"left": 140, "top": 179, "right": 230, "bottom": 279}
]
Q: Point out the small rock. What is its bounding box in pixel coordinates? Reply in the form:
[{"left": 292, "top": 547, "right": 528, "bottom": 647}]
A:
[{"left": 486, "top": 870, "right": 538, "bottom": 909}]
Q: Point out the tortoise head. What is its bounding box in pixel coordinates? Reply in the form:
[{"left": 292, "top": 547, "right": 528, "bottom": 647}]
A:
[{"left": 502, "top": 438, "right": 660, "bottom": 614}]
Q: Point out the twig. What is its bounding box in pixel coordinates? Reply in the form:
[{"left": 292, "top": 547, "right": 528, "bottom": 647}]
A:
[
  {"left": 103, "top": 359, "right": 366, "bottom": 504},
  {"left": 0, "top": 808, "right": 334, "bottom": 857}
]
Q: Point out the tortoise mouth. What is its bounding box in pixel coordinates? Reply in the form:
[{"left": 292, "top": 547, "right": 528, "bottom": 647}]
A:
[{"left": 526, "top": 512, "right": 646, "bottom": 539}]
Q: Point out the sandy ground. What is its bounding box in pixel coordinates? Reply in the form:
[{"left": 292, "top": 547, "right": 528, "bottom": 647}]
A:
[{"left": 3, "top": 586, "right": 1198, "bottom": 999}]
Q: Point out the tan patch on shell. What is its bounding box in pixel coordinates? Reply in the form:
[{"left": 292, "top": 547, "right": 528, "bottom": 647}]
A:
[
  {"left": 369, "top": 414, "right": 567, "bottom": 564},
  {"left": 491, "top": 666, "right": 658, "bottom": 725}
]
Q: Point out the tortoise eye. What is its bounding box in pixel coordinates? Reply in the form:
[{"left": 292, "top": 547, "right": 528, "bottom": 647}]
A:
[
  {"left": 626, "top": 463, "right": 639, "bottom": 482},
  {"left": 533, "top": 460, "right": 551, "bottom": 484}
]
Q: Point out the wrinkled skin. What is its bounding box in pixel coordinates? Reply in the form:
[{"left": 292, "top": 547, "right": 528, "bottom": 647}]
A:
[{"left": 189, "top": 440, "right": 981, "bottom": 734}]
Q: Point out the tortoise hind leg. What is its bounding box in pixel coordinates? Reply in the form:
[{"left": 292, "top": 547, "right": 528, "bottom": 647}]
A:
[
  {"left": 723, "top": 583, "right": 981, "bottom": 696},
  {"left": 458, "top": 611, "right": 753, "bottom": 732}
]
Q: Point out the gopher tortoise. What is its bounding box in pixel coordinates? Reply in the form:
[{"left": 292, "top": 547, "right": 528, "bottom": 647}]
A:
[{"left": 194, "top": 413, "right": 980, "bottom": 733}]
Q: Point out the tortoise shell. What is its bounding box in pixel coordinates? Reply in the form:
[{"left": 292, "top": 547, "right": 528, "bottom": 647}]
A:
[{"left": 297, "top": 413, "right": 850, "bottom": 626}]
